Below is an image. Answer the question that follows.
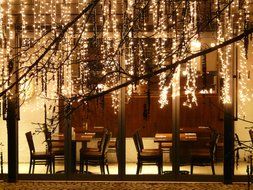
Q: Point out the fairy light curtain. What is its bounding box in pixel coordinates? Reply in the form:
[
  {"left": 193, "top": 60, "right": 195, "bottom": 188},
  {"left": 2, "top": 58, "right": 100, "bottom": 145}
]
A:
[{"left": 0, "top": 0, "right": 251, "bottom": 119}]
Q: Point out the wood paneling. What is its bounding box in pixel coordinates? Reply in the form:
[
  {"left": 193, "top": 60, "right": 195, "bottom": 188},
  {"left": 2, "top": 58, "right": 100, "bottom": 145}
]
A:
[
  {"left": 69, "top": 94, "right": 223, "bottom": 139},
  {"left": 125, "top": 96, "right": 172, "bottom": 137},
  {"left": 71, "top": 97, "right": 118, "bottom": 137},
  {"left": 180, "top": 95, "right": 223, "bottom": 134}
]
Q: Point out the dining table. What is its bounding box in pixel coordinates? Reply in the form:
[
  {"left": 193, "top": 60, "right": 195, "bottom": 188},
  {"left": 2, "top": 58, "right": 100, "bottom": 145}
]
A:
[
  {"left": 154, "top": 132, "right": 197, "bottom": 174},
  {"left": 154, "top": 133, "right": 197, "bottom": 147},
  {"left": 51, "top": 132, "right": 95, "bottom": 173}
]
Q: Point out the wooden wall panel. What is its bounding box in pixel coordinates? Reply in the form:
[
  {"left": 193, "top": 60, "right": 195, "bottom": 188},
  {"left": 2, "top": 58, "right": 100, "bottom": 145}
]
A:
[
  {"left": 125, "top": 96, "right": 172, "bottom": 137},
  {"left": 68, "top": 94, "right": 223, "bottom": 138},
  {"left": 180, "top": 95, "right": 223, "bottom": 134},
  {"left": 71, "top": 97, "right": 118, "bottom": 137}
]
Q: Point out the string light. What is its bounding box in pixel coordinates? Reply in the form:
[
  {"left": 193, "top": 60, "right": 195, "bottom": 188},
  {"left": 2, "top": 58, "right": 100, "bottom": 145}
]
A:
[
  {"left": 183, "top": 1, "right": 199, "bottom": 108},
  {"left": 125, "top": 0, "right": 135, "bottom": 99},
  {"left": 159, "top": 0, "right": 179, "bottom": 108},
  {"left": 237, "top": 0, "right": 251, "bottom": 117},
  {"left": 0, "top": 0, "right": 252, "bottom": 117},
  {"left": 219, "top": 4, "right": 232, "bottom": 104}
]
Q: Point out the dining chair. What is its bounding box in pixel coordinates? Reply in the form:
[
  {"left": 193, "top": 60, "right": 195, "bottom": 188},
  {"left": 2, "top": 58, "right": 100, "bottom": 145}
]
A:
[
  {"left": 107, "top": 135, "right": 118, "bottom": 163},
  {"left": 43, "top": 124, "right": 64, "bottom": 150},
  {"left": 25, "top": 131, "right": 55, "bottom": 174},
  {"left": 43, "top": 125, "right": 64, "bottom": 171},
  {"left": 190, "top": 131, "right": 220, "bottom": 175},
  {"left": 133, "top": 132, "right": 163, "bottom": 175},
  {"left": 136, "top": 130, "right": 161, "bottom": 153},
  {"left": 79, "top": 131, "right": 111, "bottom": 174},
  {"left": 97, "top": 131, "right": 118, "bottom": 163},
  {"left": 91, "top": 128, "right": 108, "bottom": 152}
]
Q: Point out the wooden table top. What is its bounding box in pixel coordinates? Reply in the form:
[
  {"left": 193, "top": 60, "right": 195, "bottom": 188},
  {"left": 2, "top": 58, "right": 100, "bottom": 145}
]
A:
[
  {"left": 154, "top": 133, "right": 197, "bottom": 142},
  {"left": 51, "top": 132, "right": 95, "bottom": 142}
]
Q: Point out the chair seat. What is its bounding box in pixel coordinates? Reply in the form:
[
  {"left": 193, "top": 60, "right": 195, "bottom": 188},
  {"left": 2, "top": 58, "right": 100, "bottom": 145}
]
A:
[
  {"left": 140, "top": 151, "right": 162, "bottom": 158},
  {"left": 82, "top": 150, "right": 103, "bottom": 158},
  {"left": 32, "top": 152, "right": 53, "bottom": 159},
  {"left": 191, "top": 149, "right": 210, "bottom": 158}
]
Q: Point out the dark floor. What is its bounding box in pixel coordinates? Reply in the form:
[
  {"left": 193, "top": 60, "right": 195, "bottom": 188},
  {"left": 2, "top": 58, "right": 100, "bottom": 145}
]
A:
[{"left": 0, "top": 181, "right": 250, "bottom": 190}]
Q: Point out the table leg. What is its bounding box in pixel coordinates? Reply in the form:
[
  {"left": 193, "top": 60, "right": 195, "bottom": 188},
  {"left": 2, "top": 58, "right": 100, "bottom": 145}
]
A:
[
  {"left": 80, "top": 142, "right": 92, "bottom": 174},
  {"left": 71, "top": 141, "right": 76, "bottom": 173}
]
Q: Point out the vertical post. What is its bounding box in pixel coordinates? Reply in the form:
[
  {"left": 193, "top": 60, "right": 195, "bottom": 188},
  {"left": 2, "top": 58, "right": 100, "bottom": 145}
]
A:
[
  {"left": 118, "top": 85, "right": 126, "bottom": 178},
  {"left": 7, "top": 32, "right": 19, "bottom": 182},
  {"left": 7, "top": 101, "right": 19, "bottom": 182},
  {"left": 172, "top": 95, "right": 180, "bottom": 176},
  {"left": 171, "top": 71, "right": 180, "bottom": 176},
  {"left": 64, "top": 103, "right": 73, "bottom": 176},
  {"left": 223, "top": 104, "right": 234, "bottom": 184},
  {"left": 118, "top": 48, "right": 126, "bottom": 178},
  {"left": 223, "top": 43, "right": 236, "bottom": 184}
]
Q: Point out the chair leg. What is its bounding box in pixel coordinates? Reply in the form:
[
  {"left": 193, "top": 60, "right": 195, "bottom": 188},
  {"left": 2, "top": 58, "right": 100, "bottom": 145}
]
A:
[
  {"left": 102, "top": 161, "right": 105, "bottom": 175},
  {"left": 29, "top": 158, "right": 32, "bottom": 174},
  {"left": 50, "top": 159, "right": 52, "bottom": 174},
  {"left": 190, "top": 163, "right": 193, "bottom": 175},
  {"left": 52, "top": 158, "right": 55, "bottom": 174},
  {"left": 46, "top": 163, "right": 49, "bottom": 174},
  {"left": 106, "top": 162, "right": 110, "bottom": 174},
  {"left": 79, "top": 154, "right": 83, "bottom": 173},
  {"left": 158, "top": 161, "right": 162, "bottom": 175},
  {"left": 161, "top": 162, "right": 163, "bottom": 174},
  {"left": 85, "top": 161, "right": 88, "bottom": 173},
  {"left": 99, "top": 160, "right": 105, "bottom": 175},
  {"left": 136, "top": 161, "right": 141, "bottom": 175},
  {"left": 79, "top": 159, "right": 83, "bottom": 173},
  {"left": 46, "top": 160, "right": 50, "bottom": 174},
  {"left": 139, "top": 162, "right": 143, "bottom": 174},
  {"left": 32, "top": 160, "right": 35, "bottom": 174},
  {"left": 50, "top": 158, "right": 55, "bottom": 174},
  {"left": 158, "top": 163, "right": 161, "bottom": 175},
  {"left": 211, "top": 160, "right": 215, "bottom": 175}
]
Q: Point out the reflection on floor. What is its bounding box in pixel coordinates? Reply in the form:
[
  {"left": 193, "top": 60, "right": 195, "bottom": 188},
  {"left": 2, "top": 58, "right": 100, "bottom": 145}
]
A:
[{"left": 0, "top": 161, "right": 247, "bottom": 175}]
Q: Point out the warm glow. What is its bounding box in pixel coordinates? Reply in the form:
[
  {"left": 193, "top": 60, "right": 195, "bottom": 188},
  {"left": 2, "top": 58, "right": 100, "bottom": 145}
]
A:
[
  {"left": 190, "top": 40, "right": 201, "bottom": 52},
  {"left": 0, "top": 0, "right": 251, "bottom": 119}
]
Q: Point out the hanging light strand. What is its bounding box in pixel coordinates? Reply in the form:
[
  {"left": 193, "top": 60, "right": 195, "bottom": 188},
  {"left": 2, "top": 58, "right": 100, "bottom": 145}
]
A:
[{"left": 183, "top": 0, "right": 198, "bottom": 108}]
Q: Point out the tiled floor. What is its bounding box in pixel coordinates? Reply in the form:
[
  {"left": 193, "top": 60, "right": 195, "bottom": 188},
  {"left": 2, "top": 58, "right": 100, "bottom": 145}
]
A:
[{"left": 0, "top": 181, "right": 249, "bottom": 190}]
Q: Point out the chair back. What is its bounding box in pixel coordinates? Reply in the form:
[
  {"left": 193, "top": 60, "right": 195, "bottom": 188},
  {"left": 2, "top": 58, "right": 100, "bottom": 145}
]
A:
[
  {"left": 99, "top": 129, "right": 108, "bottom": 151},
  {"left": 101, "top": 132, "right": 111, "bottom": 156},
  {"left": 133, "top": 132, "right": 141, "bottom": 154},
  {"left": 249, "top": 129, "right": 253, "bottom": 144},
  {"left": 25, "top": 131, "right": 35, "bottom": 154},
  {"left": 43, "top": 124, "right": 52, "bottom": 152},
  {"left": 136, "top": 130, "right": 144, "bottom": 150},
  {"left": 210, "top": 132, "right": 219, "bottom": 159}
]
